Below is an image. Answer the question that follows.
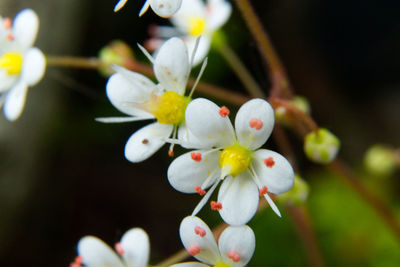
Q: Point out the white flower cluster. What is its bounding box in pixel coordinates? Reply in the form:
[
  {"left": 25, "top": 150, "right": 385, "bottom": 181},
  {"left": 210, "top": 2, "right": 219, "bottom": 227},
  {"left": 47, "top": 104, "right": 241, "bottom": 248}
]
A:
[{"left": 1, "top": 3, "right": 296, "bottom": 267}]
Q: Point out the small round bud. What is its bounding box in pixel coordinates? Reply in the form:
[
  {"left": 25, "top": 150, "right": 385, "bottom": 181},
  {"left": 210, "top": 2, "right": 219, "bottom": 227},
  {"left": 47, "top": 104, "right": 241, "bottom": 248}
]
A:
[
  {"left": 278, "top": 174, "right": 309, "bottom": 205},
  {"left": 275, "top": 95, "right": 310, "bottom": 126},
  {"left": 364, "top": 145, "right": 397, "bottom": 177},
  {"left": 98, "top": 40, "right": 135, "bottom": 76},
  {"left": 304, "top": 128, "right": 340, "bottom": 164},
  {"left": 291, "top": 96, "right": 311, "bottom": 115}
]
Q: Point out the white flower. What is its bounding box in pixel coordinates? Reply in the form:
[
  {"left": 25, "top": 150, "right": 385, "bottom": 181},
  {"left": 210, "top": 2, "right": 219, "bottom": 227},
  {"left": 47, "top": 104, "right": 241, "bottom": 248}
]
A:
[
  {"left": 148, "top": 0, "right": 231, "bottom": 65},
  {"left": 0, "top": 9, "right": 46, "bottom": 121},
  {"left": 168, "top": 98, "right": 295, "bottom": 226},
  {"left": 71, "top": 228, "right": 150, "bottom": 267},
  {"left": 97, "top": 37, "right": 206, "bottom": 163},
  {"left": 114, "top": 0, "right": 182, "bottom": 18},
  {"left": 171, "top": 216, "right": 255, "bottom": 267}
]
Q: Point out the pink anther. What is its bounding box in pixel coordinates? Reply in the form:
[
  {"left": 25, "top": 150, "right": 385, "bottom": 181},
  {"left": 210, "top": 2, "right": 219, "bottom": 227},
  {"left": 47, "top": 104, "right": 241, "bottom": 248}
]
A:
[
  {"left": 194, "top": 226, "right": 206, "bottom": 237},
  {"left": 7, "top": 34, "right": 14, "bottom": 41},
  {"left": 227, "top": 250, "right": 241, "bottom": 262},
  {"left": 187, "top": 245, "right": 201, "bottom": 256},
  {"left": 70, "top": 256, "right": 83, "bottom": 267},
  {"left": 210, "top": 201, "right": 222, "bottom": 210},
  {"left": 191, "top": 152, "right": 202, "bottom": 162},
  {"left": 168, "top": 150, "right": 174, "bottom": 157},
  {"left": 219, "top": 106, "right": 230, "bottom": 117},
  {"left": 115, "top": 242, "right": 124, "bottom": 255},
  {"left": 259, "top": 186, "right": 268, "bottom": 196},
  {"left": 264, "top": 157, "right": 275, "bottom": 168},
  {"left": 249, "top": 118, "right": 263, "bottom": 130},
  {"left": 195, "top": 186, "right": 206, "bottom": 196},
  {"left": 3, "top": 18, "right": 11, "bottom": 29}
]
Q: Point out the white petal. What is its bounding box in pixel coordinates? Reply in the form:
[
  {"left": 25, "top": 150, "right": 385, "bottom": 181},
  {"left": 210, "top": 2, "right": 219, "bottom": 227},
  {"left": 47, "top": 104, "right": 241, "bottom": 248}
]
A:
[
  {"left": 252, "top": 149, "right": 295, "bottom": 194},
  {"left": 121, "top": 228, "right": 150, "bottom": 267},
  {"left": 235, "top": 98, "right": 275, "bottom": 150},
  {"left": 180, "top": 216, "right": 220, "bottom": 265},
  {"left": 106, "top": 67, "right": 155, "bottom": 117},
  {"left": 170, "top": 262, "right": 210, "bottom": 267},
  {"left": 21, "top": 47, "right": 46, "bottom": 86},
  {"left": 177, "top": 122, "right": 210, "bottom": 149},
  {"left": 218, "top": 173, "right": 259, "bottom": 226},
  {"left": 185, "top": 36, "right": 211, "bottom": 67},
  {"left": 95, "top": 116, "right": 154, "bottom": 123},
  {"left": 150, "top": 0, "right": 182, "bottom": 18},
  {"left": 168, "top": 150, "right": 220, "bottom": 193},
  {"left": 207, "top": 0, "right": 232, "bottom": 31},
  {"left": 218, "top": 225, "right": 255, "bottom": 267},
  {"left": 154, "top": 37, "right": 189, "bottom": 95},
  {"left": 3, "top": 80, "right": 28, "bottom": 121},
  {"left": 170, "top": 0, "right": 206, "bottom": 32},
  {"left": 114, "top": 0, "right": 128, "bottom": 12},
  {"left": 185, "top": 98, "right": 235, "bottom": 148},
  {"left": 13, "top": 9, "right": 39, "bottom": 49},
  {"left": 124, "top": 122, "right": 173, "bottom": 162},
  {"left": 77, "top": 236, "right": 124, "bottom": 267},
  {"left": 0, "top": 70, "right": 17, "bottom": 92},
  {"left": 139, "top": 1, "right": 151, "bottom": 16}
]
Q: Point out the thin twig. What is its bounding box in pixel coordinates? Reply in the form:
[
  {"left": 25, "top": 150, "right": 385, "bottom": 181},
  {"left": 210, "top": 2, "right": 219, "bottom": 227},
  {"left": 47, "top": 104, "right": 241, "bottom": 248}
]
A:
[
  {"left": 286, "top": 204, "right": 325, "bottom": 267},
  {"left": 214, "top": 40, "right": 265, "bottom": 98},
  {"left": 233, "top": 0, "right": 293, "bottom": 99},
  {"left": 327, "top": 159, "right": 400, "bottom": 242}
]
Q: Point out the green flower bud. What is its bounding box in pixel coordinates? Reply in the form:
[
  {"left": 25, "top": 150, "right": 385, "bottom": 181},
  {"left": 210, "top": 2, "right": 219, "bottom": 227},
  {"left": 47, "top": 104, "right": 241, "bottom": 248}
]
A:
[
  {"left": 278, "top": 174, "right": 309, "bottom": 205},
  {"left": 98, "top": 40, "right": 134, "bottom": 77},
  {"left": 304, "top": 128, "right": 340, "bottom": 164},
  {"left": 275, "top": 95, "right": 310, "bottom": 126},
  {"left": 291, "top": 96, "right": 311, "bottom": 115},
  {"left": 364, "top": 145, "right": 397, "bottom": 177}
]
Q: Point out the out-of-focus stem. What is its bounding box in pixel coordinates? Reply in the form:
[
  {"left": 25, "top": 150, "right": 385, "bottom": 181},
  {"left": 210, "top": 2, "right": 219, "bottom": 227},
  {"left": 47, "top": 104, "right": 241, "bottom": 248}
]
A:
[
  {"left": 327, "top": 159, "right": 400, "bottom": 242},
  {"left": 233, "top": 0, "right": 293, "bottom": 99},
  {"left": 286, "top": 204, "right": 325, "bottom": 267},
  {"left": 214, "top": 40, "right": 265, "bottom": 98},
  {"left": 46, "top": 55, "right": 249, "bottom": 106}
]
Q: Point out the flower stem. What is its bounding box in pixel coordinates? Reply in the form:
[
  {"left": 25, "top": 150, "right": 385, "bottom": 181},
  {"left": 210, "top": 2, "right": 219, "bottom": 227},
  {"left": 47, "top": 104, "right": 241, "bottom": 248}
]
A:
[
  {"left": 327, "top": 159, "right": 400, "bottom": 242},
  {"left": 233, "top": 0, "right": 293, "bottom": 99},
  {"left": 286, "top": 204, "right": 325, "bottom": 267},
  {"left": 213, "top": 35, "right": 265, "bottom": 98}
]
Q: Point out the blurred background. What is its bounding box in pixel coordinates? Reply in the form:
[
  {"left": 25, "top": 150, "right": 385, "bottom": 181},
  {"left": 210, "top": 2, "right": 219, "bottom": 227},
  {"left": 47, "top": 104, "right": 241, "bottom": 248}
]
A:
[{"left": 0, "top": 0, "right": 399, "bottom": 266}]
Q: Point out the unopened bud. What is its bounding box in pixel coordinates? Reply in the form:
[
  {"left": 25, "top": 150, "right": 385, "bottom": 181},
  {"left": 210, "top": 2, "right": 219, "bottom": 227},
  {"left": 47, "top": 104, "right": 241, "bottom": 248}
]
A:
[
  {"left": 98, "top": 40, "right": 135, "bottom": 76},
  {"left": 275, "top": 95, "right": 310, "bottom": 126},
  {"left": 364, "top": 145, "right": 396, "bottom": 177},
  {"left": 304, "top": 128, "right": 340, "bottom": 164},
  {"left": 278, "top": 174, "right": 309, "bottom": 205}
]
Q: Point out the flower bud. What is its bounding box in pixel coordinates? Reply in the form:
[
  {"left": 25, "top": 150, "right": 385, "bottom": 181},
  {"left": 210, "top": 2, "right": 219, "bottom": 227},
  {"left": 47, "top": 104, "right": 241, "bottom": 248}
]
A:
[
  {"left": 278, "top": 174, "right": 309, "bottom": 205},
  {"left": 275, "top": 95, "right": 311, "bottom": 126},
  {"left": 364, "top": 145, "right": 397, "bottom": 177},
  {"left": 304, "top": 128, "right": 340, "bottom": 164},
  {"left": 98, "top": 40, "right": 135, "bottom": 76}
]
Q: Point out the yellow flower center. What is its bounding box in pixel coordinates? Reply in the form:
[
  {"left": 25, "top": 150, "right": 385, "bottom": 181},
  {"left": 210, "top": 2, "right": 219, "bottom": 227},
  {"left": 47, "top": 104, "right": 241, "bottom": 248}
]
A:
[
  {"left": 0, "top": 53, "right": 23, "bottom": 75},
  {"left": 214, "top": 262, "right": 230, "bottom": 267},
  {"left": 188, "top": 16, "right": 206, "bottom": 36},
  {"left": 153, "top": 91, "right": 190, "bottom": 125},
  {"left": 219, "top": 143, "right": 252, "bottom": 177}
]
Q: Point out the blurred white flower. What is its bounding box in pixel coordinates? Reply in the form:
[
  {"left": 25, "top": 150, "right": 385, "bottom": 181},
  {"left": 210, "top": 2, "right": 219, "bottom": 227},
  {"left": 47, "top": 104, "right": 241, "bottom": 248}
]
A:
[
  {"left": 168, "top": 98, "right": 295, "bottom": 226},
  {"left": 114, "top": 0, "right": 182, "bottom": 18},
  {"left": 71, "top": 228, "right": 149, "bottom": 267},
  {"left": 97, "top": 37, "right": 207, "bottom": 163},
  {"left": 147, "top": 0, "right": 231, "bottom": 65},
  {"left": 0, "top": 9, "right": 46, "bottom": 121},
  {"left": 171, "top": 216, "right": 255, "bottom": 267}
]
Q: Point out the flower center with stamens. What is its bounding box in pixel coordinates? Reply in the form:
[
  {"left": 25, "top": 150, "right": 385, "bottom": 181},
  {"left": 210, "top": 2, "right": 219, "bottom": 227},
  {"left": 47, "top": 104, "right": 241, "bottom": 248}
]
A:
[
  {"left": 0, "top": 53, "right": 23, "bottom": 75},
  {"left": 152, "top": 91, "right": 190, "bottom": 125},
  {"left": 218, "top": 144, "right": 252, "bottom": 177},
  {"left": 214, "top": 262, "right": 230, "bottom": 267},
  {"left": 188, "top": 17, "right": 206, "bottom": 36}
]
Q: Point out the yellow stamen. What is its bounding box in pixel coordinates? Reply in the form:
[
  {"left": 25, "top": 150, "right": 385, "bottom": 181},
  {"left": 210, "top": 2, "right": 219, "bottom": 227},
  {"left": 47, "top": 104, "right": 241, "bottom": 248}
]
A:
[
  {"left": 0, "top": 53, "right": 23, "bottom": 75},
  {"left": 188, "top": 17, "right": 206, "bottom": 36},
  {"left": 219, "top": 143, "right": 252, "bottom": 177},
  {"left": 214, "top": 262, "right": 230, "bottom": 267},
  {"left": 152, "top": 91, "right": 190, "bottom": 125}
]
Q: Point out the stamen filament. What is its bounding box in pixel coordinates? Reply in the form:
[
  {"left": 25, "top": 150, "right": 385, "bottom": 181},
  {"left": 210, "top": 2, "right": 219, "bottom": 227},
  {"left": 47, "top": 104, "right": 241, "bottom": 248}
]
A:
[
  {"left": 192, "top": 179, "right": 221, "bottom": 216},
  {"left": 137, "top": 43, "right": 155, "bottom": 64},
  {"left": 188, "top": 57, "right": 208, "bottom": 98}
]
